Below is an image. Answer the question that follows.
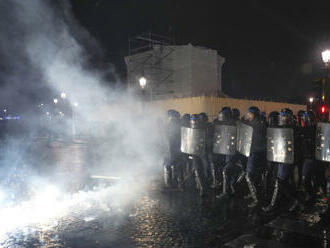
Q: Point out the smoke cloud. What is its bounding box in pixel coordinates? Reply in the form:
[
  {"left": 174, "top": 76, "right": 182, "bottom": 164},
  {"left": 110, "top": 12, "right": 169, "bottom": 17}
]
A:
[{"left": 0, "top": 0, "right": 166, "bottom": 239}]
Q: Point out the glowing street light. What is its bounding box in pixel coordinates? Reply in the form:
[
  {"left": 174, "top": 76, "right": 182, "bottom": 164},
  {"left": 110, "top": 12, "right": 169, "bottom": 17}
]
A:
[
  {"left": 139, "top": 76, "right": 147, "bottom": 89},
  {"left": 60, "top": 92, "right": 66, "bottom": 99},
  {"left": 53, "top": 98, "right": 58, "bottom": 104},
  {"left": 321, "top": 50, "right": 330, "bottom": 104},
  {"left": 309, "top": 97, "right": 314, "bottom": 103},
  {"left": 322, "top": 50, "right": 330, "bottom": 64}
]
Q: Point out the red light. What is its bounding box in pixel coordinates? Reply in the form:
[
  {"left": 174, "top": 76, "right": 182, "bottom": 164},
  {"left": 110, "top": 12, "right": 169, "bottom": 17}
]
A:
[{"left": 321, "top": 106, "right": 326, "bottom": 113}]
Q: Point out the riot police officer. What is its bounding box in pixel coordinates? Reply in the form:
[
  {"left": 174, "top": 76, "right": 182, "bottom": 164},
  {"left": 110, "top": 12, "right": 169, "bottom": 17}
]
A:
[
  {"left": 295, "top": 110, "right": 306, "bottom": 189},
  {"left": 263, "top": 111, "right": 280, "bottom": 199},
  {"left": 209, "top": 107, "right": 233, "bottom": 188},
  {"left": 199, "top": 112, "right": 212, "bottom": 183},
  {"left": 163, "top": 109, "right": 182, "bottom": 188},
  {"left": 211, "top": 107, "right": 240, "bottom": 198},
  {"left": 300, "top": 111, "right": 317, "bottom": 204},
  {"left": 181, "top": 113, "right": 192, "bottom": 180},
  {"left": 241, "top": 106, "right": 267, "bottom": 208},
  {"left": 313, "top": 113, "right": 330, "bottom": 225},
  {"left": 180, "top": 114, "right": 208, "bottom": 196},
  {"left": 263, "top": 108, "right": 301, "bottom": 213}
]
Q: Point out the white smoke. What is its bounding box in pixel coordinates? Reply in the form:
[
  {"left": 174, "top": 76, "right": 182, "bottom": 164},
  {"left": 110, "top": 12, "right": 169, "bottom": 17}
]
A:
[{"left": 0, "top": 0, "right": 166, "bottom": 239}]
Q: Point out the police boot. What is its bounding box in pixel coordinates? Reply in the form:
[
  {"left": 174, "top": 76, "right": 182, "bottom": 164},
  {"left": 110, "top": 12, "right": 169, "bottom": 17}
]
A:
[
  {"left": 176, "top": 165, "right": 184, "bottom": 191},
  {"left": 302, "top": 176, "right": 314, "bottom": 205},
  {"left": 216, "top": 171, "right": 229, "bottom": 199},
  {"left": 194, "top": 169, "right": 205, "bottom": 196},
  {"left": 236, "top": 171, "right": 246, "bottom": 184},
  {"left": 263, "top": 179, "right": 281, "bottom": 213},
  {"left": 246, "top": 174, "right": 259, "bottom": 208},
  {"left": 210, "top": 162, "right": 218, "bottom": 188},
  {"left": 164, "top": 165, "right": 171, "bottom": 188},
  {"left": 282, "top": 181, "right": 302, "bottom": 212},
  {"left": 171, "top": 165, "right": 177, "bottom": 188},
  {"left": 263, "top": 169, "right": 273, "bottom": 200}
]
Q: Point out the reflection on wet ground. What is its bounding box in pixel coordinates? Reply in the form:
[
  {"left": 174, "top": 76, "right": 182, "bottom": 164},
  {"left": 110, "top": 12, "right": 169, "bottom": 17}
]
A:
[
  {"left": 0, "top": 188, "right": 242, "bottom": 248},
  {"left": 0, "top": 140, "right": 327, "bottom": 248}
]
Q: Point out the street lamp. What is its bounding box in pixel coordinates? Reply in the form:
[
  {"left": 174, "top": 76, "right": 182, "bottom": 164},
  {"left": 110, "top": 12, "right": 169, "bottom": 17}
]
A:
[
  {"left": 309, "top": 97, "right": 314, "bottom": 103},
  {"left": 139, "top": 76, "right": 147, "bottom": 89},
  {"left": 60, "top": 92, "right": 66, "bottom": 99},
  {"left": 53, "top": 98, "right": 58, "bottom": 104},
  {"left": 321, "top": 49, "right": 330, "bottom": 103},
  {"left": 322, "top": 50, "right": 330, "bottom": 64}
]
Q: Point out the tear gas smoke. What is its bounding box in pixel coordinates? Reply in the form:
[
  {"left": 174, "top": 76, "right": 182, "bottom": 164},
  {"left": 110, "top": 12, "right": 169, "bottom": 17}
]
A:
[{"left": 0, "top": 0, "right": 166, "bottom": 241}]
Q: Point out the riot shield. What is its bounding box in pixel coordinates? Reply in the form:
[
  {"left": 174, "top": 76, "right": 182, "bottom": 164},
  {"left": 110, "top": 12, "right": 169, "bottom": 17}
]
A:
[
  {"left": 315, "top": 122, "right": 330, "bottom": 162},
  {"left": 267, "top": 127, "right": 294, "bottom": 164},
  {"left": 180, "top": 127, "right": 206, "bottom": 156},
  {"left": 236, "top": 123, "right": 253, "bottom": 157},
  {"left": 212, "top": 124, "right": 237, "bottom": 155}
]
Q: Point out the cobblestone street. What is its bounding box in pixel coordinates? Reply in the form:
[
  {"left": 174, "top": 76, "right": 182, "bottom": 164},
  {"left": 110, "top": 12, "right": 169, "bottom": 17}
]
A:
[{"left": 0, "top": 140, "right": 327, "bottom": 248}]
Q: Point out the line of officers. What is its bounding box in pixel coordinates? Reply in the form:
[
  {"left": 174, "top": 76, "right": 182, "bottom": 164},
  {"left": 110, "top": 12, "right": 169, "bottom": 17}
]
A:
[{"left": 164, "top": 106, "right": 330, "bottom": 218}]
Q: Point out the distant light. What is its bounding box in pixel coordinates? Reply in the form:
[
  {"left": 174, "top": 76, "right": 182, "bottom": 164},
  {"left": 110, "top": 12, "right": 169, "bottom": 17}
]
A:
[
  {"left": 46, "top": 112, "right": 50, "bottom": 116},
  {"left": 73, "top": 102, "right": 78, "bottom": 107},
  {"left": 53, "top": 98, "right": 58, "bottom": 104},
  {"left": 309, "top": 97, "right": 314, "bottom": 103},
  {"left": 60, "top": 92, "right": 66, "bottom": 99},
  {"left": 321, "top": 106, "right": 326, "bottom": 113},
  {"left": 3, "top": 109, "right": 7, "bottom": 113},
  {"left": 322, "top": 50, "right": 330, "bottom": 63},
  {"left": 139, "top": 76, "right": 147, "bottom": 89},
  {"left": 4, "top": 116, "right": 20, "bottom": 120}
]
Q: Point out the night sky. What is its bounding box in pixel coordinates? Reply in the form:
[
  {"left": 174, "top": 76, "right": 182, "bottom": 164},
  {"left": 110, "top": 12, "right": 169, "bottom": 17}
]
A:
[{"left": 70, "top": 0, "right": 330, "bottom": 104}]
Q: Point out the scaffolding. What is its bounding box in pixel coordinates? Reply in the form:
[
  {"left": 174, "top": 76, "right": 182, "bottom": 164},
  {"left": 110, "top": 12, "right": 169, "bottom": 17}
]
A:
[
  {"left": 128, "top": 32, "right": 174, "bottom": 55},
  {"left": 126, "top": 32, "right": 175, "bottom": 99}
]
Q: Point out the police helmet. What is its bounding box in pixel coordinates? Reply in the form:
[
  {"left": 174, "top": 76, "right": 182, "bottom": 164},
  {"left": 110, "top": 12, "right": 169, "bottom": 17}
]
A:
[
  {"left": 268, "top": 111, "right": 279, "bottom": 126},
  {"left": 167, "top": 109, "right": 180, "bottom": 119},
  {"left": 247, "top": 106, "right": 260, "bottom": 116},
  {"left": 182, "top": 113, "right": 191, "bottom": 121},
  {"left": 232, "top": 108, "right": 240, "bottom": 120},
  {"left": 280, "top": 108, "right": 293, "bottom": 117},
  {"left": 302, "top": 111, "right": 316, "bottom": 126},
  {"left": 199, "top": 112, "right": 209, "bottom": 123},
  {"left": 218, "top": 107, "right": 232, "bottom": 122},
  {"left": 190, "top": 114, "right": 201, "bottom": 128},
  {"left": 279, "top": 108, "right": 293, "bottom": 126},
  {"left": 296, "top": 110, "right": 306, "bottom": 127}
]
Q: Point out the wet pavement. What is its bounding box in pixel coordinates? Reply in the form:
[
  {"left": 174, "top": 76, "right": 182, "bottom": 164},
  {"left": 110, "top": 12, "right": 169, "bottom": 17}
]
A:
[
  {"left": 0, "top": 139, "right": 328, "bottom": 248},
  {"left": 0, "top": 187, "right": 247, "bottom": 248}
]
